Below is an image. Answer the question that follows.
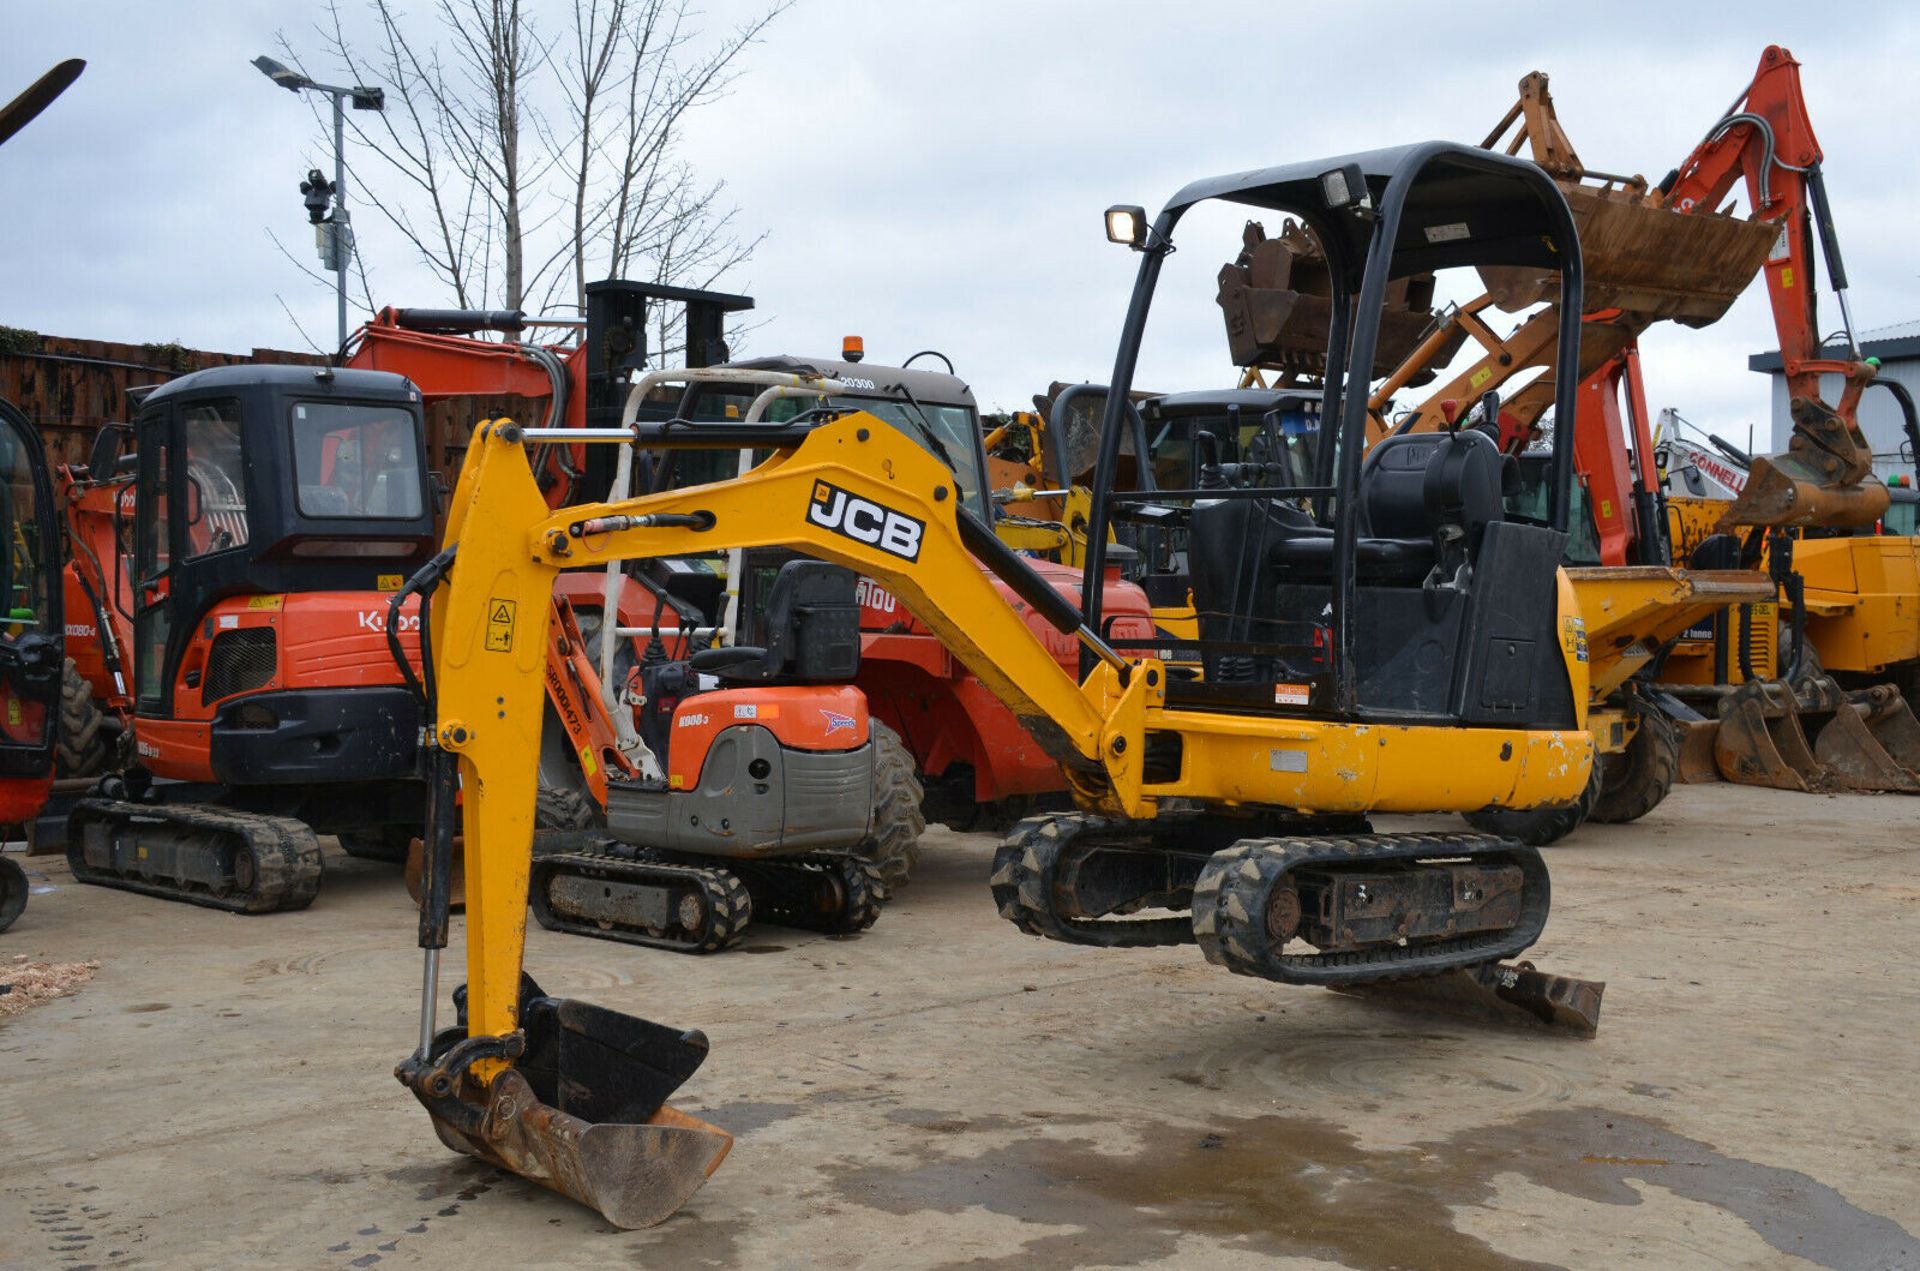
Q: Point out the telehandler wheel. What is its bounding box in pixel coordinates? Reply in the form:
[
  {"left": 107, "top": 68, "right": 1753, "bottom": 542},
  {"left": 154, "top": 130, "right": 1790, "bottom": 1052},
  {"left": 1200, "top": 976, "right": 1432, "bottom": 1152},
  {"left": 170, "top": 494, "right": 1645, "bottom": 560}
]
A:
[
  {"left": 0, "top": 854, "right": 27, "bottom": 932},
  {"left": 858, "top": 722, "right": 925, "bottom": 893},
  {"left": 1462, "top": 762, "right": 1600, "bottom": 847},
  {"left": 1589, "top": 701, "right": 1680, "bottom": 825},
  {"left": 55, "top": 657, "right": 110, "bottom": 778}
]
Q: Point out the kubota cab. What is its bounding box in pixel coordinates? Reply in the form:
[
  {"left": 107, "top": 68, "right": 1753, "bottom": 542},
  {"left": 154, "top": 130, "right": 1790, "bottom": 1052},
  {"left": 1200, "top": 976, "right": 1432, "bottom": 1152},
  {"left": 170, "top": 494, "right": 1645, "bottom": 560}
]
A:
[{"left": 64, "top": 364, "right": 438, "bottom": 911}]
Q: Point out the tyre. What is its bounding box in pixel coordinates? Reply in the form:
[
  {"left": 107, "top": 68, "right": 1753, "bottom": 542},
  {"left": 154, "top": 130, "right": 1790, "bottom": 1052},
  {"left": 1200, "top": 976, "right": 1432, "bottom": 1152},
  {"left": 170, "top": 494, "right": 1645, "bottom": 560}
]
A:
[
  {"left": 1463, "top": 760, "right": 1601, "bottom": 847},
  {"left": 536, "top": 782, "right": 598, "bottom": 830},
  {"left": 857, "top": 721, "right": 925, "bottom": 892},
  {"left": 0, "top": 855, "right": 26, "bottom": 933},
  {"left": 55, "top": 658, "right": 110, "bottom": 778},
  {"left": 1589, "top": 700, "right": 1681, "bottom": 825},
  {"left": 338, "top": 825, "right": 415, "bottom": 863}
]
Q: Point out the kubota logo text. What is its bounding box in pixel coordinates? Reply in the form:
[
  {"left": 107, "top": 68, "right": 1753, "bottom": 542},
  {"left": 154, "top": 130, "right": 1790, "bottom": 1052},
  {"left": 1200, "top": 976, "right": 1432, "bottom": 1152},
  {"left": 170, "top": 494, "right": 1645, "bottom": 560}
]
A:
[{"left": 807, "top": 481, "right": 924, "bottom": 561}]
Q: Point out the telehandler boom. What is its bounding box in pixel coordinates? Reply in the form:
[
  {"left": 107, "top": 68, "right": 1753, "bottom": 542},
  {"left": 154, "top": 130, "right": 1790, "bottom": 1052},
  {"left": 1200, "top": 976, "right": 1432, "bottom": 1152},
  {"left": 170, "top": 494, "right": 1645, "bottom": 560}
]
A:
[{"left": 396, "top": 141, "right": 1600, "bottom": 1229}]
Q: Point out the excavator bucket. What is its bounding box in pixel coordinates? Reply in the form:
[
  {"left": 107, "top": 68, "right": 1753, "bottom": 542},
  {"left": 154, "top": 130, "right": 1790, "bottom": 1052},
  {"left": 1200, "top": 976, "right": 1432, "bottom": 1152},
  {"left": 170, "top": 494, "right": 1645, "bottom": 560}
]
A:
[
  {"left": 1712, "top": 679, "right": 1820, "bottom": 791},
  {"left": 1703, "top": 678, "right": 1920, "bottom": 793},
  {"left": 1719, "top": 454, "right": 1891, "bottom": 531},
  {"left": 1674, "top": 719, "right": 1724, "bottom": 785},
  {"left": 1216, "top": 220, "right": 1461, "bottom": 381},
  {"left": 1807, "top": 686, "right": 1920, "bottom": 793},
  {"left": 1479, "top": 184, "right": 1778, "bottom": 326},
  {"left": 400, "top": 986, "right": 733, "bottom": 1229}
]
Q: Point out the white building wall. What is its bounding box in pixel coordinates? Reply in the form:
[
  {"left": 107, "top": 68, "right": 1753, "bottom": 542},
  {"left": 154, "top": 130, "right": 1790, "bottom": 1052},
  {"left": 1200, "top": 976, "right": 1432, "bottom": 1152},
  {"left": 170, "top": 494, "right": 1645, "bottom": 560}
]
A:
[{"left": 1767, "top": 358, "right": 1920, "bottom": 481}]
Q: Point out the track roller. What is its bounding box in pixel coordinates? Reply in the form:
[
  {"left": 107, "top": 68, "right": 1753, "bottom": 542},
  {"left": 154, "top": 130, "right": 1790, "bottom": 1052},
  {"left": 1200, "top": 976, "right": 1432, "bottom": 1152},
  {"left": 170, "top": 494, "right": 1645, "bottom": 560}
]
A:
[
  {"left": 732, "top": 855, "right": 885, "bottom": 935},
  {"left": 1191, "top": 832, "right": 1549, "bottom": 986},
  {"left": 530, "top": 849, "right": 752, "bottom": 953},
  {"left": 65, "top": 798, "right": 323, "bottom": 914},
  {"left": 989, "top": 813, "right": 1200, "bottom": 948}
]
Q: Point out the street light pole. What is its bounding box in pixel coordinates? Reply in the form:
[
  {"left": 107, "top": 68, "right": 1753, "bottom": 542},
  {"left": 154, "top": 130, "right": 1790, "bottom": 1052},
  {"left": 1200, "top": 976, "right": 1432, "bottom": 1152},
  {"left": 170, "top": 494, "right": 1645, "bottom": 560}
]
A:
[
  {"left": 331, "top": 88, "right": 347, "bottom": 353},
  {"left": 252, "top": 55, "right": 384, "bottom": 357}
]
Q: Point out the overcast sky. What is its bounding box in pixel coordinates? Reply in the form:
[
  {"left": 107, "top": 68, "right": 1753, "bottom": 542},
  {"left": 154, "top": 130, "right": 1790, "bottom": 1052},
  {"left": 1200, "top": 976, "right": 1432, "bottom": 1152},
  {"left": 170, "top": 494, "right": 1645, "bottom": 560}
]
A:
[{"left": 6, "top": 2, "right": 1918, "bottom": 445}]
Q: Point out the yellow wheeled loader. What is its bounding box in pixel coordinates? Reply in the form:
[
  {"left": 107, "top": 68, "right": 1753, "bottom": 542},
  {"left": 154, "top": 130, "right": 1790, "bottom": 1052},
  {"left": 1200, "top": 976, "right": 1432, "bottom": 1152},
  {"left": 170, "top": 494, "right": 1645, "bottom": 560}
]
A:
[{"left": 391, "top": 141, "right": 1603, "bottom": 1229}]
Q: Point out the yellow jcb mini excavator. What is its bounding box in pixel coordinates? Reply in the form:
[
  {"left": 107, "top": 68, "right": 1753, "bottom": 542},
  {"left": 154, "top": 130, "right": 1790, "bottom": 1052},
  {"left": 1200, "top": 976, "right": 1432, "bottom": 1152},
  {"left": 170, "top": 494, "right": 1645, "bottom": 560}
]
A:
[{"left": 394, "top": 142, "right": 1600, "bottom": 1228}]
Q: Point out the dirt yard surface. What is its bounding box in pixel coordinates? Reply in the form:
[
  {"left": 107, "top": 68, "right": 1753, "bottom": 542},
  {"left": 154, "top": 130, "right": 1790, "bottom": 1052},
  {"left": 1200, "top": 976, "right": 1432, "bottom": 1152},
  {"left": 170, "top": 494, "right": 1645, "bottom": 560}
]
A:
[{"left": 1, "top": 784, "right": 1915, "bottom": 1269}]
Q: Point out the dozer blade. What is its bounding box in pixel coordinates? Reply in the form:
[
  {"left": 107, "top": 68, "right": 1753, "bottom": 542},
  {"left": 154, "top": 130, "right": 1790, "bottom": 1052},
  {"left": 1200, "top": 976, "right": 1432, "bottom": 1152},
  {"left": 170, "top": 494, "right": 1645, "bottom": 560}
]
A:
[
  {"left": 1331, "top": 960, "right": 1605, "bottom": 1037},
  {"left": 1713, "top": 683, "right": 1819, "bottom": 791},
  {"left": 1674, "top": 719, "right": 1724, "bottom": 785},
  {"left": 1808, "top": 687, "right": 1920, "bottom": 794},
  {"left": 399, "top": 991, "right": 732, "bottom": 1229}
]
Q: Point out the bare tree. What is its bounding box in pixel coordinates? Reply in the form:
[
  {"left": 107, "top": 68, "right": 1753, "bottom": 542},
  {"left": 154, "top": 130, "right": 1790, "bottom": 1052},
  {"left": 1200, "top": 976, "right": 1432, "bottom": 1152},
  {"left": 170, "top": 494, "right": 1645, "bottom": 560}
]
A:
[{"left": 291, "top": 0, "right": 786, "bottom": 317}]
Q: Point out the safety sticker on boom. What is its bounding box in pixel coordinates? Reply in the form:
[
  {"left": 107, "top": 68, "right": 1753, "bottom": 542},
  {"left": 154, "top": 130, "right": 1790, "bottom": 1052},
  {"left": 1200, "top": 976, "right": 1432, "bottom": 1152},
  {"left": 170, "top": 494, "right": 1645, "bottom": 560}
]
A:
[
  {"left": 807, "top": 480, "right": 924, "bottom": 562},
  {"left": 486, "top": 597, "right": 517, "bottom": 652}
]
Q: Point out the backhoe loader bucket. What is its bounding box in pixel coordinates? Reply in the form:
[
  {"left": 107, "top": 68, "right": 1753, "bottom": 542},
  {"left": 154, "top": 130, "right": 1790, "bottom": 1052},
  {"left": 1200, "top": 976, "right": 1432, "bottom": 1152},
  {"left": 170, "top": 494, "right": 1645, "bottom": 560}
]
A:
[
  {"left": 398, "top": 985, "right": 733, "bottom": 1229},
  {"left": 1478, "top": 184, "right": 1778, "bottom": 326},
  {"left": 1216, "top": 220, "right": 1460, "bottom": 380}
]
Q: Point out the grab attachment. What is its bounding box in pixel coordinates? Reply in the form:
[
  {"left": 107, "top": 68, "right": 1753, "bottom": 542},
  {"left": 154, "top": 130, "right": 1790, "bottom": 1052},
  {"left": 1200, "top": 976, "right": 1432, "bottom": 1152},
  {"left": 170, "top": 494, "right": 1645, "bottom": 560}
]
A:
[{"left": 396, "top": 977, "right": 733, "bottom": 1229}]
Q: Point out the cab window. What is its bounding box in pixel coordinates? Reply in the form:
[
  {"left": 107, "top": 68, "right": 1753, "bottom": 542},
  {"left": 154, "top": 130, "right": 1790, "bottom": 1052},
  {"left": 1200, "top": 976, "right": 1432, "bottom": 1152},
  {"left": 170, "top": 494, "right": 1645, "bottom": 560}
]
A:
[{"left": 291, "top": 402, "right": 425, "bottom": 519}]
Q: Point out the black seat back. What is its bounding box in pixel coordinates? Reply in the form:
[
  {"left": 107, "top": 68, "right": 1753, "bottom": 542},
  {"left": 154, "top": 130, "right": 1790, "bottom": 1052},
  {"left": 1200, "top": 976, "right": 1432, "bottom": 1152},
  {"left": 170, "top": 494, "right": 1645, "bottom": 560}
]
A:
[
  {"left": 1421, "top": 428, "right": 1507, "bottom": 552},
  {"left": 1359, "top": 432, "right": 1441, "bottom": 539},
  {"left": 689, "top": 558, "right": 860, "bottom": 683}
]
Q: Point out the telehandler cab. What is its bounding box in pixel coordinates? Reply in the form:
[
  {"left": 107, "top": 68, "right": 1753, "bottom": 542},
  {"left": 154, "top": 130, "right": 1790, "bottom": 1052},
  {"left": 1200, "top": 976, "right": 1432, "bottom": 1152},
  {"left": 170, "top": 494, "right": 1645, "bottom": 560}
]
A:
[{"left": 394, "top": 141, "right": 1601, "bottom": 1228}]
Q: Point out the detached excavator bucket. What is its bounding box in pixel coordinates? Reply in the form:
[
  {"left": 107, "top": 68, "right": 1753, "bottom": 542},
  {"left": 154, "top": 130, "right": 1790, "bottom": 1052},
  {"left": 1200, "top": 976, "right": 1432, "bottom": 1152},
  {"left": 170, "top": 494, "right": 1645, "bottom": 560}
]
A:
[
  {"left": 1674, "top": 718, "right": 1724, "bottom": 785},
  {"left": 1712, "top": 680, "right": 1820, "bottom": 791},
  {"left": 399, "top": 988, "right": 733, "bottom": 1229},
  {"left": 1808, "top": 685, "right": 1920, "bottom": 793}
]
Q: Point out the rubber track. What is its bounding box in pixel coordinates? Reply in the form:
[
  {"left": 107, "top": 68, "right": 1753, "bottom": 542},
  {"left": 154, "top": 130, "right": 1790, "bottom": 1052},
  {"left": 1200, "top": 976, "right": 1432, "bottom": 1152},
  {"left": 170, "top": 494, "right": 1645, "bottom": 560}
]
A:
[
  {"left": 1191, "top": 832, "right": 1550, "bottom": 987},
  {"left": 530, "top": 849, "right": 752, "bottom": 954},
  {"left": 66, "top": 798, "right": 323, "bottom": 914},
  {"left": 739, "top": 855, "right": 885, "bottom": 934},
  {"left": 988, "top": 813, "right": 1194, "bottom": 948}
]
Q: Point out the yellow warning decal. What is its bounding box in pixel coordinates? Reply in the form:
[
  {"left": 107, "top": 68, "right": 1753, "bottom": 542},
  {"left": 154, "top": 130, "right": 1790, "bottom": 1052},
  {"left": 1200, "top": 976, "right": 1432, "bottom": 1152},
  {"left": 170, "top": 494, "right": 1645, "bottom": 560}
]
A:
[
  {"left": 246, "top": 595, "right": 285, "bottom": 610},
  {"left": 485, "top": 597, "right": 517, "bottom": 652},
  {"left": 578, "top": 745, "right": 599, "bottom": 779},
  {"left": 376, "top": 574, "right": 403, "bottom": 592},
  {"left": 1781, "top": 266, "right": 1795, "bottom": 288},
  {"left": 1469, "top": 366, "right": 1493, "bottom": 390}
]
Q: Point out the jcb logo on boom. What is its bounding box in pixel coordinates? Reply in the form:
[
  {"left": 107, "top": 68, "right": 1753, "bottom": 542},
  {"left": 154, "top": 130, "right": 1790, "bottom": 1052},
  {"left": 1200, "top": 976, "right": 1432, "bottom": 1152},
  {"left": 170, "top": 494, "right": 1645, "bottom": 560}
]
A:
[{"left": 806, "top": 481, "right": 924, "bottom": 562}]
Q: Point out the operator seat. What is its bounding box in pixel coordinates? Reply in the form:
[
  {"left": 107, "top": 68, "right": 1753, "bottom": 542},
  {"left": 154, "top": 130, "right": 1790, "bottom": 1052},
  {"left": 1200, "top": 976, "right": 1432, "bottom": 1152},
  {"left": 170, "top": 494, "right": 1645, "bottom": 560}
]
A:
[
  {"left": 687, "top": 559, "right": 860, "bottom": 683},
  {"left": 1186, "top": 428, "right": 1514, "bottom": 683}
]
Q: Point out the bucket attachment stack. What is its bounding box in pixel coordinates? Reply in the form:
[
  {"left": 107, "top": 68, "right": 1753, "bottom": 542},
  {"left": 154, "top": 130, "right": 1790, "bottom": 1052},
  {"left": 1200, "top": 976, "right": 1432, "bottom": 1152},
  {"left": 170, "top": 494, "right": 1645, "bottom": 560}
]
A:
[{"left": 1689, "top": 676, "right": 1920, "bottom": 793}]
